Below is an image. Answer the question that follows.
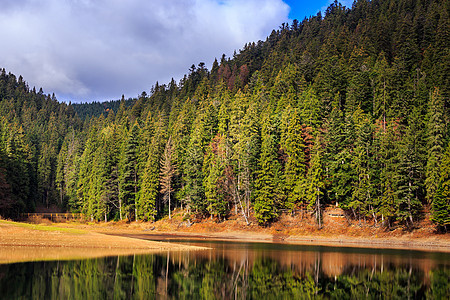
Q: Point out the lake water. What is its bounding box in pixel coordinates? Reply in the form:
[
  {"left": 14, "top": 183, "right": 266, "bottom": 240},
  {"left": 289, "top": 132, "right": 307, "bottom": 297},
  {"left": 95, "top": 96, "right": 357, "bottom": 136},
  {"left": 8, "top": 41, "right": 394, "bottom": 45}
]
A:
[{"left": 1, "top": 238, "right": 449, "bottom": 299}]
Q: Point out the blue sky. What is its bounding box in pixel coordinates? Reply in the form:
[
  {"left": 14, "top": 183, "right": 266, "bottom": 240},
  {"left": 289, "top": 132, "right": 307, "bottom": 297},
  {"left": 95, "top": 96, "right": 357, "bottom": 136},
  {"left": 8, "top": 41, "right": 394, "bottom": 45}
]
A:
[
  {"left": 285, "top": 0, "right": 354, "bottom": 20},
  {"left": 0, "top": 0, "right": 353, "bottom": 103}
]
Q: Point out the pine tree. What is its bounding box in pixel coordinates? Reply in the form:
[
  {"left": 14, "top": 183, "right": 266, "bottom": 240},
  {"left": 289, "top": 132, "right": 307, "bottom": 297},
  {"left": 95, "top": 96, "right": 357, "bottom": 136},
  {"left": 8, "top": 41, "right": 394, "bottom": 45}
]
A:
[
  {"left": 233, "top": 100, "right": 261, "bottom": 219},
  {"left": 181, "top": 104, "right": 218, "bottom": 216},
  {"left": 395, "top": 109, "right": 424, "bottom": 228},
  {"left": 377, "top": 120, "right": 400, "bottom": 228},
  {"left": 324, "top": 105, "right": 352, "bottom": 209},
  {"left": 281, "top": 107, "right": 307, "bottom": 210},
  {"left": 349, "top": 109, "right": 374, "bottom": 223},
  {"left": 138, "top": 114, "right": 166, "bottom": 221},
  {"left": 431, "top": 144, "right": 450, "bottom": 232},
  {"left": 119, "top": 123, "right": 140, "bottom": 221},
  {"left": 77, "top": 128, "right": 99, "bottom": 220},
  {"left": 160, "top": 137, "right": 176, "bottom": 219},
  {"left": 203, "top": 135, "right": 228, "bottom": 219},
  {"left": 306, "top": 136, "right": 325, "bottom": 229},
  {"left": 0, "top": 163, "right": 13, "bottom": 217},
  {"left": 253, "top": 113, "right": 281, "bottom": 225},
  {"left": 425, "top": 88, "right": 446, "bottom": 205}
]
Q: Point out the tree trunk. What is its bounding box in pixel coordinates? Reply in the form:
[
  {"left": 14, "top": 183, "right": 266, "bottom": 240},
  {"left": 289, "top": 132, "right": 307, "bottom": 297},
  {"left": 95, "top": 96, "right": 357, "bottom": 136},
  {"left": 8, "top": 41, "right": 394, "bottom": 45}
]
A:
[
  {"left": 316, "top": 187, "right": 321, "bottom": 229},
  {"left": 168, "top": 187, "right": 171, "bottom": 220},
  {"left": 134, "top": 173, "right": 138, "bottom": 222}
]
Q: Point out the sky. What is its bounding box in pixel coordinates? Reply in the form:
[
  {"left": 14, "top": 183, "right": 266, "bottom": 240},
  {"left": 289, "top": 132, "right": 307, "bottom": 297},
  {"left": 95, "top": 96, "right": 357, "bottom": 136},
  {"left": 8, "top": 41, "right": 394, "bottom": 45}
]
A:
[{"left": 0, "top": 0, "right": 353, "bottom": 103}]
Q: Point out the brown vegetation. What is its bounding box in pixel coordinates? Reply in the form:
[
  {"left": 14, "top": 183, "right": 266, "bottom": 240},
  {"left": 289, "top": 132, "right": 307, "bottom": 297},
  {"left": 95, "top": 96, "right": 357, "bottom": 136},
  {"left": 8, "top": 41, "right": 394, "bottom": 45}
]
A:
[
  {"left": 50, "top": 207, "right": 450, "bottom": 253},
  {"left": 0, "top": 220, "right": 206, "bottom": 264}
]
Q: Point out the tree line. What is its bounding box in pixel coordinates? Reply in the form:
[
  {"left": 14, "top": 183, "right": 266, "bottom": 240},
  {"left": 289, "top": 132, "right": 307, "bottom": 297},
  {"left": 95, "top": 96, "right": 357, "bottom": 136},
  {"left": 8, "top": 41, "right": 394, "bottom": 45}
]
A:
[{"left": 0, "top": 0, "right": 449, "bottom": 231}]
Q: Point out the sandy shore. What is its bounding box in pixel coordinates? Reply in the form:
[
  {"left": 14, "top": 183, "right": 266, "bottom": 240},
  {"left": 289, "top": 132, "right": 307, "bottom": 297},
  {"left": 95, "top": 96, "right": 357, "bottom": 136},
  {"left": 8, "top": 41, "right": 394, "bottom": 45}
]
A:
[
  {"left": 2, "top": 214, "right": 449, "bottom": 265},
  {"left": 108, "top": 230, "right": 450, "bottom": 253},
  {"left": 51, "top": 219, "right": 450, "bottom": 253},
  {"left": 0, "top": 220, "right": 206, "bottom": 264}
]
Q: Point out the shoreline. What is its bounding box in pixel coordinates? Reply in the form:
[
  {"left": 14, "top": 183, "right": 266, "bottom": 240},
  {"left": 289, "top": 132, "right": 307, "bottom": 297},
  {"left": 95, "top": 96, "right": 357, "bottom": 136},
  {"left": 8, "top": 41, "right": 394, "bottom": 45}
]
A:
[
  {"left": 0, "top": 220, "right": 207, "bottom": 264},
  {"left": 1, "top": 216, "right": 449, "bottom": 265},
  {"left": 106, "top": 230, "right": 450, "bottom": 253},
  {"left": 60, "top": 211, "right": 449, "bottom": 253}
]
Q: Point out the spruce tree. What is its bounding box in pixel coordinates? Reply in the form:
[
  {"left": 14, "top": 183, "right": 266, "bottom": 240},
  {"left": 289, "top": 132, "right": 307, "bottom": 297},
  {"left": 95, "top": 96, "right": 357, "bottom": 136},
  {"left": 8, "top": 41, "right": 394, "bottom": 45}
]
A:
[
  {"left": 138, "top": 114, "right": 166, "bottom": 221},
  {"left": 203, "top": 135, "right": 228, "bottom": 219},
  {"left": 233, "top": 100, "right": 261, "bottom": 219},
  {"left": 119, "top": 123, "right": 140, "bottom": 221},
  {"left": 324, "top": 105, "right": 352, "bottom": 209},
  {"left": 160, "top": 137, "right": 176, "bottom": 219},
  {"left": 377, "top": 121, "right": 400, "bottom": 228},
  {"left": 281, "top": 107, "right": 306, "bottom": 210},
  {"left": 306, "top": 136, "right": 325, "bottom": 229},
  {"left": 396, "top": 109, "right": 424, "bottom": 228},
  {"left": 253, "top": 113, "right": 281, "bottom": 225},
  {"left": 431, "top": 144, "right": 450, "bottom": 232},
  {"left": 425, "top": 88, "right": 446, "bottom": 204},
  {"left": 349, "top": 109, "right": 374, "bottom": 223}
]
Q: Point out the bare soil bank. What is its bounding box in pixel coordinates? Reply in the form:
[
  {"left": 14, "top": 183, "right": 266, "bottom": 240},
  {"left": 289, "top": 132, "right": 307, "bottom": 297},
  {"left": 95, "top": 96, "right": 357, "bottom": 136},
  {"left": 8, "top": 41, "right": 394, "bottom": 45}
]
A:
[
  {"left": 0, "top": 220, "right": 206, "bottom": 264},
  {"left": 53, "top": 208, "right": 450, "bottom": 253}
]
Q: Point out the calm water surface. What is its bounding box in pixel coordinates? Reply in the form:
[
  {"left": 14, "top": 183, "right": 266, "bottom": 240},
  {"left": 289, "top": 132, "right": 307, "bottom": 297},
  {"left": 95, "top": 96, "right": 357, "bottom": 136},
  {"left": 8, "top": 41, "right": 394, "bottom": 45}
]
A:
[{"left": 1, "top": 238, "right": 449, "bottom": 299}]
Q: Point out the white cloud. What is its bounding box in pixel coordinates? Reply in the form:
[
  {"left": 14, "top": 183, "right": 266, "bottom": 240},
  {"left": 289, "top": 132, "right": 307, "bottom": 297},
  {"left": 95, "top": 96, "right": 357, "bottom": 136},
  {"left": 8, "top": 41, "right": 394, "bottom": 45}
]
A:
[{"left": 0, "top": 0, "right": 289, "bottom": 102}]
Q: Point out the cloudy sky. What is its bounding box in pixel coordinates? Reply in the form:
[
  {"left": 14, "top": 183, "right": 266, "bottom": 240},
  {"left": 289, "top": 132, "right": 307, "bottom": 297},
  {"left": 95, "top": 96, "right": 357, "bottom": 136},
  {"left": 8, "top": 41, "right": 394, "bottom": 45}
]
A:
[{"left": 0, "top": 0, "right": 353, "bottom": 103}]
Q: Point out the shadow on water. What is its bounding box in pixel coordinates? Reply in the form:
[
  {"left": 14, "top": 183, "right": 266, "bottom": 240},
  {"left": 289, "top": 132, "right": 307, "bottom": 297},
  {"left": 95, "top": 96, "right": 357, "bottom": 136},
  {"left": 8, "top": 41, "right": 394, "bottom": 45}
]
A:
[{"left": 1, "top": 239, "right": 449, "bottom": 299}]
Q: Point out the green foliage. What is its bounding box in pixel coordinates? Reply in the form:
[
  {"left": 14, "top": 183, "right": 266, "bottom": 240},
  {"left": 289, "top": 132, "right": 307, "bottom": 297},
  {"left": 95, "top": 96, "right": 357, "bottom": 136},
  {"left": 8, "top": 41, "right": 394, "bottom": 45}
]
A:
[
  {"left": 253, "top": 113, "right": 281, "bottom": 225},
  {"left": 119, "top": 123, "right": 140, "bottom": 220},
  {"left": 203, "top": 135, "right": 229, "bottom": 219},
  {"left": 431, "top": 143, "right": 450, "bottom": 231},
  {"left": 425, "top": 88, "right": 446, "bottom": 203},
  {"left": 281, "top": 107, "right": 306, "bottom": 210},
  {"left": 306, "top": 136, "right": 325, "bottom": 228},
  {"left": 0, "top": 0, "right": 448, "bottom": 231}
]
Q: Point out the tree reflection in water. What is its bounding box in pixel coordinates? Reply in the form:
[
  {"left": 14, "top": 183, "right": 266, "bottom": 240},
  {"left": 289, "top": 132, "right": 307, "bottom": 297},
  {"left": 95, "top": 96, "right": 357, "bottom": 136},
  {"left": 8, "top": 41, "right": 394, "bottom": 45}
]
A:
[{"left": 0, "top": 243, "right": 449, "bottom": 299}]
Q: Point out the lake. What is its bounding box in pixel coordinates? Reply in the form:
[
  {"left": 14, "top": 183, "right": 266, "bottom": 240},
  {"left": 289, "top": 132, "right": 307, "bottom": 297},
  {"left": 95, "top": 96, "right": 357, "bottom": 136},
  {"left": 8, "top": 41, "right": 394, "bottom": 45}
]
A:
[{"left": 1, "top": 238, "right": 449, "bottom": 299}]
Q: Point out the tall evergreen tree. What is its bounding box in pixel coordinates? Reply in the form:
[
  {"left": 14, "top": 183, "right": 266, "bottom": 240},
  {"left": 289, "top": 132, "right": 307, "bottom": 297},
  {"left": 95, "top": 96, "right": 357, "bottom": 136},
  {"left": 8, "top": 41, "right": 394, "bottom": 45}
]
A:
[
  {"left": 431, "top": 143, "right": 450, "bottom": 232},
  {"left": 160, "top": 137, "right": 176, "bottom": 219},
  {"left": 281, "top": 107, "right": 307, "bottom": 210},
  {"left": 425, "top": 88, "right": 446, "bottom": 204},
  {"left": 395, "top": 109, "right": 424, "bottom": 227},
  {"left": 119, "top": 123, "right": 140, "bottom": 220},
  {"left": 253, "top": 113, "right": 282, "bottom": 225},
  {"left": 306, "top": 136, "right": 325, "bottom": 229},
  {"left": 203, "top": 135, "right": 228, "bottom": 219}
]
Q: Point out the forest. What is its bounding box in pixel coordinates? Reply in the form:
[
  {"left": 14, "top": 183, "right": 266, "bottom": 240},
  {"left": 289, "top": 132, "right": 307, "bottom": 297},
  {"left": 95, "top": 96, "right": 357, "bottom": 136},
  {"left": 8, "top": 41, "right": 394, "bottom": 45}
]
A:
[{"left": 0, "top": 0, "right": 449, "bottom": 231}]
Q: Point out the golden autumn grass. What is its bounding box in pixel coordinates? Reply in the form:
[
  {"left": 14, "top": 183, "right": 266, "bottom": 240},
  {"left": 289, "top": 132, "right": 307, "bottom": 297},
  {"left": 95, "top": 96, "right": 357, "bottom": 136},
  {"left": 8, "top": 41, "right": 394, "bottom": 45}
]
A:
[{"left": 0, "top": 219, "right": 206, "bottom": 264}]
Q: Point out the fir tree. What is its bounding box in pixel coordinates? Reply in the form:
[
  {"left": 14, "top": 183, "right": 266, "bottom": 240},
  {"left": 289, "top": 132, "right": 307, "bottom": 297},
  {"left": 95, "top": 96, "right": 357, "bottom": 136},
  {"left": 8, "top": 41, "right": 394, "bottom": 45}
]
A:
[
  {"left": 138, "top": 114, "right": 166, "bottom": 221},
  {"left": 431, "top": 144, "right": 450, "bottom": 232},
  {"left": 396, "top": 109, "right": 424, "bottom": 228},
  {"left": 253, "top": 113, "right": 281, "bottom": 225},
  {"left": 160, "top": 137, "right": 176, "bottom": 219},
  {"left": 306, "top": 136, "right": 325, "bottom": 229},
  {"left": 203, "top": 135, "right": 228, "bottom": 219},
  {"left": 281, "top": 107, "right": 306, "bottom": 210},
  {"left": 425, "top": 88, "right": 446, "bottom": 204},
  {"left": 119, "top": 123, "right": 140, "bottom": 221}
]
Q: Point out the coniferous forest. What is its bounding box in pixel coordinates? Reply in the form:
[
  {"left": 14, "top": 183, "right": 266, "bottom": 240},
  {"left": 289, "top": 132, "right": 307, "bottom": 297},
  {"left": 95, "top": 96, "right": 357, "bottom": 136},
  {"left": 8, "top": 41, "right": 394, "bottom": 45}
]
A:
[{"left": 0, "top": 0, "right": 449, "bottom": 231}]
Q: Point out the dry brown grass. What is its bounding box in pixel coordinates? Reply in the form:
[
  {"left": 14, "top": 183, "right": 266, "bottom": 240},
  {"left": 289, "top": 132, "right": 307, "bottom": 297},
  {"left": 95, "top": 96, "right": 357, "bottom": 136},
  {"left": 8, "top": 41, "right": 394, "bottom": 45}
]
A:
[{"left": 0, "top": 220, "right": 206, "bottom": 264}]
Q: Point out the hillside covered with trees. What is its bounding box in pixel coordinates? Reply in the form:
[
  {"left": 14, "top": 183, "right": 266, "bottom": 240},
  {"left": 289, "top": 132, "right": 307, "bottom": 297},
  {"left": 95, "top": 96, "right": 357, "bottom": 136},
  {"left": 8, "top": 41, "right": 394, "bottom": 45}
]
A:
[{"left": 0, "top": 0, "right": 449, "bottom": 231}]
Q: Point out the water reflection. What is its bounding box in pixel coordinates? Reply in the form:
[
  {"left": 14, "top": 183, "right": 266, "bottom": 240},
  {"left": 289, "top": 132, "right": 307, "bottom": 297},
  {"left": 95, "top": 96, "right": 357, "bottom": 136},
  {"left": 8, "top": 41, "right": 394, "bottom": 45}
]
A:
[{"left": 0, "top": 241, "right": 449, "bottom": 299}]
